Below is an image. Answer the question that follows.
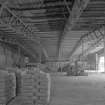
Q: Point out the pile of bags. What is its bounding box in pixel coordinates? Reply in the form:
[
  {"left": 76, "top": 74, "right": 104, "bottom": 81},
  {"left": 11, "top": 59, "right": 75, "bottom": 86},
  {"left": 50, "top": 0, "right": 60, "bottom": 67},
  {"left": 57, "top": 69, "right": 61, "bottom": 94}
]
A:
[
  {"left": 20, "top": 71, "right": 34, "bottom": 105},
  {"left": 26, "top": 70, "right": 51, "bottom": 105},
  {"left": 36, "top": 72, "right": 49, "bottom": 105},
  {"left": 0, "top": 71, "right": 16, "bottom": 105},
  {"left": 19, "top": 70, "right": 51, "bottom": 105},
  {"left": 0, "top": 68, "right": 51, "bottom": 105}
]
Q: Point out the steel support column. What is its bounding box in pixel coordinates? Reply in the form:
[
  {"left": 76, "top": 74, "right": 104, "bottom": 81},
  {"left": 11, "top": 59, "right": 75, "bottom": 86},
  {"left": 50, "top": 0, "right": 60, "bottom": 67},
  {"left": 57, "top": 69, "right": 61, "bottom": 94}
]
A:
[
  {"left": 104, "top": 30, "right": 105, "bottom": 72},
  {"left": 96, "top": 53, "right": 99, "bottom": 71}
]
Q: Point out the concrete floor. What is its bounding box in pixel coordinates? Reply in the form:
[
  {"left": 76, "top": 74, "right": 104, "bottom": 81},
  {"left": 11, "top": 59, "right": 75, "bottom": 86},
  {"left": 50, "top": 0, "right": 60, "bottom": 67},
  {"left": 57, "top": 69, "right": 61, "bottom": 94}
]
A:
[{"left": 50, "top": 74, "right": 105, "bottom": 105}]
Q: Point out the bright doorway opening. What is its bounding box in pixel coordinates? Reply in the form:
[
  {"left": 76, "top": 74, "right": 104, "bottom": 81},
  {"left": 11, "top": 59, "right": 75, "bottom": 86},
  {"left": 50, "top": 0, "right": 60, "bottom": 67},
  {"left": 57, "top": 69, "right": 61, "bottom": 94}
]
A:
[{"left": 98, "top": 56, "right": 105, "bottom": 72}]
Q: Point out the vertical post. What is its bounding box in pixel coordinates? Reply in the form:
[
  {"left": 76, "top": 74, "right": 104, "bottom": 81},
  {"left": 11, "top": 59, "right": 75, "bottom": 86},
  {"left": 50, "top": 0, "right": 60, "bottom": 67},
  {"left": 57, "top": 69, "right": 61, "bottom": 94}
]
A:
[
  {"left": 39, "top": 49, "right": 42, "bottom": 64},
  {"left": 81, "top": 38, "right": 84, "bottom": 69},
  {"left": 18, "top": 46, "right": 21, "bottom": 67},
  {"left": 104, "top": 34, "right": 105, "bottom": 72},
  {"left": 0, "top": 4, "right": 4, "bottom": 16},
  {"left": 96, "top": 53, "right": 98, "bottom": 71},
  {"left": 75, "top": 60, "right": 78, "bottom": 76},
  {"left": 82, "top": 39, "right": 84, "bottom": 56},
  {"left": 61, "top": 65, "right": 62, "bottom": 73},
  {"left": 38, "top": 38, "right": 42, "bottom": 70},
  {"left": 3, "top": 44, "right": 7, "bottom": 67}
]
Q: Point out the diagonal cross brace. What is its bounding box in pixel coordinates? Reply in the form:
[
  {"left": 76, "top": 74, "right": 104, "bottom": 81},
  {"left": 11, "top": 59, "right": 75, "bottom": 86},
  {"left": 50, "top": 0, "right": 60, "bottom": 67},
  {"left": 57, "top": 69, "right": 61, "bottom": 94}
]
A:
[{"left": 0, "top": 3, "right": 49, "bottom": 59}]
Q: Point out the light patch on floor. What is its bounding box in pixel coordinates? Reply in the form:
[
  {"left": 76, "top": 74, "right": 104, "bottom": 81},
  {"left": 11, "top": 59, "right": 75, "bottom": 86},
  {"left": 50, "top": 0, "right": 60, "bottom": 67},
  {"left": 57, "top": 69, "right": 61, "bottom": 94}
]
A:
[{"left": 50, "top": 74, "right": 105, "bottom": 105}]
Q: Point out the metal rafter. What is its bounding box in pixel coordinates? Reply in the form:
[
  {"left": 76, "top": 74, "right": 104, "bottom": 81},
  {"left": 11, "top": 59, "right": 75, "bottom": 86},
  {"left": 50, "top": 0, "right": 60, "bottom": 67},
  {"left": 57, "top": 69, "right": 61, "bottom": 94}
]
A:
[
  {"left": 9, "top": 0, "right": 71, "bottom": 33},
  {"left": 79, "top": 37, "right": 103, "bottom": 58},
  {"left": 0, "top": 3, "right": 49, "bottom": 60},
  {"left": 70, "top": 25, "right": 105, "bottom": 59},
  {"left": 64, "top": 0, "right": 71, "bottom": 13},
  {"left": 58, "top": 0, "right": 90, "bottom": 54},
  {"left": 0, "top": 6, "right": 38, "bottom": 39},
  {"left": 98, "top": 29, "right": 104, "bottom": 37}
]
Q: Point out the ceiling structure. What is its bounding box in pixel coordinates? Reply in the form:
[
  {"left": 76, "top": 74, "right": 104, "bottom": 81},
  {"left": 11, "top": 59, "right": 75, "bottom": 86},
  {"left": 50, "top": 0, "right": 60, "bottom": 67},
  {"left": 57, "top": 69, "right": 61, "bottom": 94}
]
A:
[
  {"left": 0, "top": 0, "right": 105, "bottom": 63},
  {"left": 9, "top": 0, "right": 74, "bottom": 60},
  {"left": 0, "top": 0, "right": 73, "bottom": 62},
  {"left": 59, "top": 0, "right": 105, "bottom": 61}
]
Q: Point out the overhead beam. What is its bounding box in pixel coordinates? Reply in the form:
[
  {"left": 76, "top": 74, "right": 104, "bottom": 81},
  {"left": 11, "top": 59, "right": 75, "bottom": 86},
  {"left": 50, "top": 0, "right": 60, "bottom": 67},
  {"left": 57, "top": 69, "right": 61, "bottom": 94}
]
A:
[
  {"left": 45, "top": 59, "right": 70, "bottom": 62},
  {"left": 10, "top": 1, "right": 72, "bottom": 10},
  {"left": 17, "top": 11, "right": 68, "bottom": 18},
  {"left": 71, "top": 23, "right": 105, "bottom": 31},
  {"left": 80, "top": 17, "right": 105, "bottom": 20},
  {"left": 20, "top": 14, "right": 66, "bottom": 19},
  {"left": 24, "top": 18, "right": 65, "bottom": 23}
]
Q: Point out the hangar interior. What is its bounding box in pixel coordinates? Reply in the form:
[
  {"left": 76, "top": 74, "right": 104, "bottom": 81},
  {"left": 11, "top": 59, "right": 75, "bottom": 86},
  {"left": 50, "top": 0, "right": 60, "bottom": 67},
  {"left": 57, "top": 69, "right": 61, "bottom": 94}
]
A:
[{"left": 0, "top": 0, "right": 105, "bottom": 105}]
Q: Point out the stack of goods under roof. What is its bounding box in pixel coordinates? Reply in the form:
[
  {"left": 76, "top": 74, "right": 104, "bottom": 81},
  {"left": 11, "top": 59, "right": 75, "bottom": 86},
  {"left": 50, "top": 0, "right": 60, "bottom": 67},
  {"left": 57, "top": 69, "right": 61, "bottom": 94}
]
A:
[
  {"left": 0, "top": 71, "right": 16, "bottom": 105},
  {"left": 0, "top": 67, "right": 51, "bottom": 105}
]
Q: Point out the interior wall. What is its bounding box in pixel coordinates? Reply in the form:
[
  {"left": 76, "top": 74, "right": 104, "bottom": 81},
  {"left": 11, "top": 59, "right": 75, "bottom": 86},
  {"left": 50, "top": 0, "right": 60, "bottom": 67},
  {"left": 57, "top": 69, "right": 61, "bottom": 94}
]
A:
[
  {"left": 96, "top": 49, "right": 104, "bottom": 72},
  {"left": 86, "top": 49, "right": 104, "bottom": 71},
  {"left": 0, "top": 42, "right": 25, "bottom": 68},
  {"left": 86, "top": 53, "right": 96, "bottom": 70}
]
